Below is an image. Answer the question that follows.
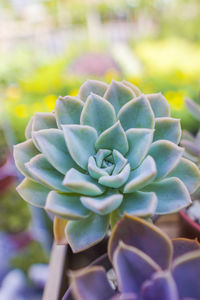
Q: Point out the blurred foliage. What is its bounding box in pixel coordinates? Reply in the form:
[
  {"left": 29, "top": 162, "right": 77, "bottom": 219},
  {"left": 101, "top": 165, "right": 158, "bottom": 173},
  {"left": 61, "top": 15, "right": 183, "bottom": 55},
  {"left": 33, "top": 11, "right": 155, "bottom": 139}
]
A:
[
  {"left": 11, "top": 240, "right": 48, "bottom": 274},
  {"left": 0, "top": 184, "right": 31, "bottom": 232}
]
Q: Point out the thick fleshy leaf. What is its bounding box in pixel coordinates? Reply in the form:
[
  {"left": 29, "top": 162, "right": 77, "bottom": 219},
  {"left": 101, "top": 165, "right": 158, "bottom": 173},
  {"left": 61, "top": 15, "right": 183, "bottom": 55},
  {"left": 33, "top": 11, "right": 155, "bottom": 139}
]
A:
[
  {"left": 142, "top": 271, "right": 179, "bottom": 300},
  {"left": 95, "top": 149, "right": 112, "bottom": 167},
  {"left": 148, "top": 140, "right": 184, "bottom": 180},
  {"left": 80, "top": 191, "right": 123, "bottom": 215},
  {"left": 143, "top": 177, "right": 191, "bottom": 214},
  {"left": 63, "top": 168, "right": 105, "bottom": 196},
  {"left": 96, "top": 121, "right": 129, "bottom": 155},
  {"left": 181, "top": 139, "right": 200, "bottom": 157},
  {"left": 62, "top": 124, "right": 97, "bottom": 170},
  {"left": 119, "top": 191, "right": 157, "bottom": 217},
  {"left": 112, "top": 150, "right": 128, "bottom": 175},
  {"left": 88, "top": 156, "right": 110, "bottom": 180},
  {"left": 17, "top": 178, "right": 50, "bottom": 207},
  {"left": 70, "top": 266, "right": 115, "bottom": 300},
  {"left": 172, "top": 238, "right": 200, "bottom": 260},
  {"left": 167, "top": 158, "right": 200, "bottom": 194},
  {"left": 185, "top": 98, "right": 200, "bottom": 121},
  {"left": 104, "top": 81, "right": 135, "bottom": 114},
  {"left": 80, "top": 93, "right": 116, "bottom": 135},
  {"left": 78, "top": 79, "right": 108, "bottom": 102},
  {"left": 53, "top": 217, "right": 68, "bottom": 245},
  {"left": 122, "top": 80, "right": 142, "bottom": 97},
  {"left": 99, "top": 164, "right": 131, "bottom": 188},
  {"left": 172, "top": 251, "right": 200, "bottom": 299},
  {"left": 114, "top": 242, "right": 160, "bottom": 294},
  {"left": 65, "top": 214, "right": 109, "bottom": 252},
  {"left": 55, "top": 96, "right": 83, "bottom": 128},
  {"left": 147, "top": 93, "right": 170, "bottom": 118},
  {"left": 118, "top": 95, "right": 155, "bottom": 131},
  {"left": 110, "top": 293, "right": 137, "bottom": 300},
  {"left": 13, "top": 139, "right": 39, "bottom": 179},
  {"left": 123, "top": 156, "right": 156, "bottom": 193},
  {"left": 153, "top": 117, "right": 181, "bottom": 144},
  {"left": 26, "top": 154, "right": 70, "bottom": 193},
  {"left": 25, "top": 117, "right": 33, "bottom": 139},
  {"left": 45, "top": 191, "right": 90, "bottom": 220},
  {"left": 108, "top": 215, "right": 172, "bottom": 269},
  {"left": 33, "top": 129, "right": 79, "bottom": 175},
  {"left": 126, "top": 129, "right": 154, "bottom": 169},
  {"left": 32, "top": 112, "right": 57, "bottom": 131}
]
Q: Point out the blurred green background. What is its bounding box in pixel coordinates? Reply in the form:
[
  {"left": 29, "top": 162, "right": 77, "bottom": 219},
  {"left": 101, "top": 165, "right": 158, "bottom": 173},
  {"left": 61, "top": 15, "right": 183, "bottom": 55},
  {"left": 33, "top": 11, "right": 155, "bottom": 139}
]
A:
[{"left": 0, "top": 0, "right": 200, "bottom": 297}]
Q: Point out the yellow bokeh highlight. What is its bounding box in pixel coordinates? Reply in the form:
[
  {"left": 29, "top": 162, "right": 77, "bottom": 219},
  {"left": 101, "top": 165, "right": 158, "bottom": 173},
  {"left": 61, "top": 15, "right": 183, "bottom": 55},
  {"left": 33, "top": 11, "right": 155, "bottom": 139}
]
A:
[
  {"left": 15, "top": 104, "right": 28, "bottom": 118},
  {"left": 105, "top": 69, "right": 119, "bottom": 83},
  {"left": 44, "top": 94, "right": 57, "bottom": 111},
  {"left": 69, "top": 89, "right": 79, "bottom": 97},
  {"left": 165, "top": 90, "right": 186, "bottom": 111}
]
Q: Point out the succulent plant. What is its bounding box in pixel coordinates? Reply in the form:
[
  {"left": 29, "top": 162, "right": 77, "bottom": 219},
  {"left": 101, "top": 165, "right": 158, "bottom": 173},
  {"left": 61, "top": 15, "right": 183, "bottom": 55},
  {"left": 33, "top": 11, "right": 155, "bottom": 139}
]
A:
[
  {"left": 180, "top": 98, "right": 200, "bottom": 167},
  {"left": 14, "top": 80, "right": 200, "bottom": 252},
  {"left": 68, "top": 215, "right": 200, "bottom": 300}
]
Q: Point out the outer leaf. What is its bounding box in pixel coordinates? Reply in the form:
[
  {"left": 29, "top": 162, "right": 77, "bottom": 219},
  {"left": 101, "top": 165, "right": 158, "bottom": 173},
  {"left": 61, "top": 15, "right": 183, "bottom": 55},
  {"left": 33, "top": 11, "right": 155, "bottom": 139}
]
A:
[
  {"left": 45, "top": 191, "right": 90, "bottom": 220},
  {"left": 26, "top": 154, "right": 70, "bottom": 193},
  {"left": 78, "top": 79, "right": 108, "bottom": 102},
  {"left": 17, "top": 178, "right": 50, "bottom": 207},
  {"left": 99, "top": 164, "right": 131, "bottom": 188},
  {"left": 13, "top": 139, "right": 39, "bottom": 179},
  {"left": 53, "top": 217, "right": 68, "bottom": 245},
  {"left": 148, "top": 140, "right": 184, "bottom": 180},
  {"left": 119, "top": 191, "right": 157, "bottom": 217},
  {"left": 70, "top": 266, "right": 115, "bottom": 300},
  {"left": 104, "top": 80, "right": 135, "bottom": 114},
  {"left": 33, "top": 129, "right": 79, "bottom": 175},
  {"left": 62, "top": 124, "right": 97, "bottom": 170},
  {"left": 122, "top": 80, "right": 142, "bottom": 97},
  {"left": 172, "top": 251, "right": 200, "bottom": 299},
  {"left": 108, "top": 215, "right": 172, "bottom": 269},
  {"left": 185, "top": 98, "right": 200, "bottom": 121},
  {"left": 80, "top": 191, "right": 123, "bottom": 215},
  {"left": 147, "top": 93, "right": 170, "bottom": 118},
  {"left": 55, "top": 96, "right": 83, "bottom": 128},
  {"left": 25, "top": 117, "right": 34, "bottom": 139},
  {"left": 118, "top": 95, "right": 155, "bottom": 131},
  {"left": 153, "top": 117, "right": 181, "bottom": 144},
  {"left": 143, "top": 177, "right": 191, "bottom": 214},
  {"left": 32, "top": 112, "right": 57, "bottom": 131},
  {"left": 123, "top": 156, "right": 156, "bottom": 193},
  {"left": 113, "top": 242, "right": 160, "bottom": 294},
  {"left": 96, "top": 121, "right": 129, "bottom": 155},
  {"left": 167, "top": 158, "right": 200, "bottom": 194},
  {"left": 142, "top": 271, "right": 179, "bottom": 300},
  {"left": 80, "top": 93, "right": 116, "bottom": 135},
  {"left": 126, "top": 128, "right": 154, "bottom": 169},
  {"left": 63, "top": 168, "right": 105, "bottom": 196},
  {"left": 65, "top": 214, "right": 109, "bottom": 252},
  {"left": 172, "top": 238, "right": 200, "bottom": 260}
]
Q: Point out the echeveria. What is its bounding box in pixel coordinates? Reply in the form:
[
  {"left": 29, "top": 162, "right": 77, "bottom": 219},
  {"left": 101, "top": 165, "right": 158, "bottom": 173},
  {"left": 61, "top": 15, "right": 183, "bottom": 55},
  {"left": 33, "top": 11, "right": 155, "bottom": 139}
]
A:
[
  {"left": 14, "top": 80, "right": 200, "bottom": 252},
  {"left": 69, "top": 215, "right": 200, "bottom": 300}
]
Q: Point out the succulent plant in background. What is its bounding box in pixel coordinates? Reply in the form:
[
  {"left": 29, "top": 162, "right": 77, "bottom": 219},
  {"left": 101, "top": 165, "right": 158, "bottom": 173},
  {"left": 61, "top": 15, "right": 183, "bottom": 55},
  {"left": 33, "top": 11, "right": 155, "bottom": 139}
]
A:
[
  {"left": 181, "top": 97, "right": 200, "bottom": 167},
  {"left": 68, "top": 215, "right": 200, "bottom": 300},
  {"left": 14, "top": 80, "right": 200, "bottom": 252}
]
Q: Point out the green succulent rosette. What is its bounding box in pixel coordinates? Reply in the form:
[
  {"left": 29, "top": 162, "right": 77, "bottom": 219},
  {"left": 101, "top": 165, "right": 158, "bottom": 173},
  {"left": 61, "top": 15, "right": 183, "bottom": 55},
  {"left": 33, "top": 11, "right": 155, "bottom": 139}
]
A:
[{"left": 14, "top": 80, "right": 200, "bottom": 252}]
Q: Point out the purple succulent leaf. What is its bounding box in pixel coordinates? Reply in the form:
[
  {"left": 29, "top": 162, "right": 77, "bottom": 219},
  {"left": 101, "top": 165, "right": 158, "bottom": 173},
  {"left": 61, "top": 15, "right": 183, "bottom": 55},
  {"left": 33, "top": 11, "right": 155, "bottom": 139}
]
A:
[
  {"left": 172, "top": 250, "right": 200, "bottom": 299},
  {"left": 110, "top": 293, "right": 138, "bottom": 300},
  {"left": 181, "top": 140, "right": 200, "bottom": 157},
  {"left": 185, "top": 98, "right": 200, "bottom": 122},
  {"left": 113, "top": 242, "right": 160, "bottom": 295},
  {"left": 70, "top": 266, "right": 115, "bottom": 300},
  {"left": 142, "top": 271, "right": 179, "bottom": 300},
  {"left": 172, "top": 238, "right": 200, "bottom": 260},
  {"left": 108, "top": 215, "right": 172, "bottom": 270}
]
